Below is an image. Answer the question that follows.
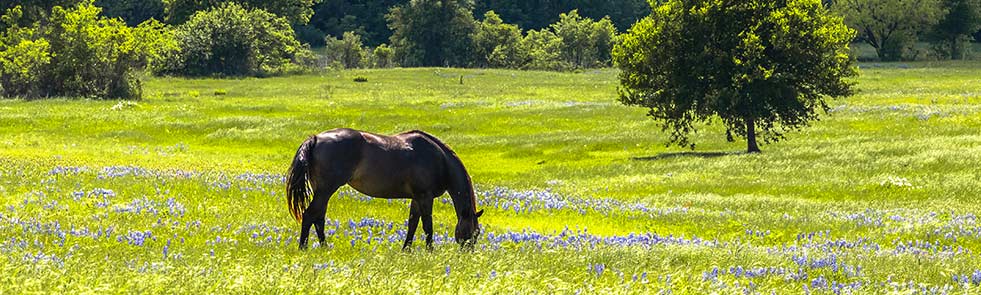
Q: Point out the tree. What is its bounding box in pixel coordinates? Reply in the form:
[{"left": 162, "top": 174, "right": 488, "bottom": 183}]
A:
[
  {"left": 550, "top": 10, "right": 616, "bottom": 68},
  {"left": 930, "top": 0, "right": 981, "bottom": 59},
  {"left": 386, "top": 0, "right": 477, "bottom": 67},
  {"left": 324, "top": 31, "right": 367, "bottom": 68},
  {"left": 834, "top": 0, "right": 943, "bottom": 61},
  {"left": 473, "top": 10, "right": 522, "bottom": 67},
  {"left": 614, "top": 0, "right": 857, "bottom": 153}
]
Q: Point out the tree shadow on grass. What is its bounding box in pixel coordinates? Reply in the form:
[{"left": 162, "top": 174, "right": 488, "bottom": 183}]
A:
[{"left": 631, "top": 151, "right": 745, "bottom": 161}]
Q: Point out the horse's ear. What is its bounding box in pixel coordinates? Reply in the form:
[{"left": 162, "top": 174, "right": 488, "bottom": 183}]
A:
[{"left": 476, "top": 209, "right": 484, "bottom": 218}]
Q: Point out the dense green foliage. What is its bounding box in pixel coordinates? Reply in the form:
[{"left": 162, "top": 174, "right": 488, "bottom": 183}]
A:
[
  {"left": 472, "top": 0, "right": 649, "bottom": 34},
  {"left": 0, "top": 2, "right": 169, "bottom": 99},
  {"left": 614, "top": 0, "right": 857, "bottom": 153},
  {"left": 300, "top": 0, "right": 403, "bottom": 46},
  {"left": 162, "top": 0, "right": 318, "bottom": 24},
  {"left": 472, "top": 11, "right": 521, "bottom": 68},
  {"left": 156, "top": 3, "right": 307, "bottom": 77},
  {"left": 297, "top": 0, "right": 648, "bottom": 48},
  {"left": 94, "top": 0, "right": 164, "bottom": 26},
  {"left": 2, "top": 64, "right": 981, "bottom": 293},
  {"left": 386, "top": 0, "right": 477, "bottom": 67},
  {"left": 930, "top": 0, "right": 981, "bottom": 59},
  {"left": 550, "top": 10, "right": 616, "bottom": 69}
]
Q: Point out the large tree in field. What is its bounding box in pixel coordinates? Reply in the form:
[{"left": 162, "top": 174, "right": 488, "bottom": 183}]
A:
[
  {"left": 834, "top": 0, "right": 942, "bottom": 61},
  {"left": 614, "top": 0, "right": 857, "bottom": 153}
]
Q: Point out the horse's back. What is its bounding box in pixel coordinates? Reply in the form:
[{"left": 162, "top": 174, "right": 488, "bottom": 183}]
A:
[{"left": 348, "top": 130, "right": 448, "bottom": 198}]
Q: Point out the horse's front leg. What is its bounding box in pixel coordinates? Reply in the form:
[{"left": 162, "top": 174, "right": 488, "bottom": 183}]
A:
[
  {"left": 402, "top": 200, "right": 422, "bottom": 251},
  {"left": 419, "top": 197, "right": 435, "bottom": 251}
]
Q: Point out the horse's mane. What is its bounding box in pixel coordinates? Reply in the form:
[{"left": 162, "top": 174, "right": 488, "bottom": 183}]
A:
[{"left": 408, "top": 130, "right": 478, "bottom": 218}]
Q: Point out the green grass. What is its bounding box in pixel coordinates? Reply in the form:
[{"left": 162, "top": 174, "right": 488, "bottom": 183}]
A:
[{"left": 1, "top": 64, "right": 981, "bottom": 293}]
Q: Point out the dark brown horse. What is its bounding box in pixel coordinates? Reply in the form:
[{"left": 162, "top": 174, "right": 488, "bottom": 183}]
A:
[{"left": 286, "top": 128, "right": 484, "bottom": 250}]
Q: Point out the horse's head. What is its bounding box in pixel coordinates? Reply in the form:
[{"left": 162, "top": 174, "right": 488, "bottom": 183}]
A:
[{"left": 455, "top": 209, "right": 484, "bottom": 248}]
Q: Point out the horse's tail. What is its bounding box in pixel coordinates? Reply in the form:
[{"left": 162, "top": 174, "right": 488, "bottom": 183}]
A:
[{"left": 286, "top": 136, "right": 317, "bottom": 224}]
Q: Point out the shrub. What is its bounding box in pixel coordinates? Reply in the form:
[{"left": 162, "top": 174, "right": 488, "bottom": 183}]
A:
[
  {"left": 353, "top": 76, "right": 368, "bottom": 82},
  {"left": 371, "top": 43, "right": 395, "bottom": 68},
  {"left": 157, "top": 2, "right": 308, "bottom": 77},
  {"left": 324, "top": 31, "right": 367, "bottom": 69},
  {"left": 0, "top": 2, "right": 169, "bottom": 99}
]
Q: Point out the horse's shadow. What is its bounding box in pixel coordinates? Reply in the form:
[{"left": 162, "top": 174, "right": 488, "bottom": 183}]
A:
[{"left": 631, "top": 151, "right": 743, "bottom": 161}]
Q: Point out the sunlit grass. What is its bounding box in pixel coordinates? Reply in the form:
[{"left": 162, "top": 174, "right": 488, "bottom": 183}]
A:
[{"left": 2, "top": 63, "right": 981, "bottom": 293}]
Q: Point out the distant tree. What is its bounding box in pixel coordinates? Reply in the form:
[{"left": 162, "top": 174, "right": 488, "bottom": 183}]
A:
[
  {"left": 473, "top": 10, "right": 522, "bottom": 67},
  {"left": 324, "top": 31, "right": 367, "bottom": 68},
  {"left": 163, "top": 0, "right": 318, "bottom": 25},
  {"left": 930, "top": 0, "right": 981, "bottom": 59},
  {"left": 614, "top": 0, "right": 857, "bottom": 153},
  {"left": 386, "top": 0, "right": 476, "bottom": 67},
  {"left": 834, "top": 0, "right": 943, "bottom": 61},
  {"left": 550, "top": 10, "right": 616, "bottom": 68}
]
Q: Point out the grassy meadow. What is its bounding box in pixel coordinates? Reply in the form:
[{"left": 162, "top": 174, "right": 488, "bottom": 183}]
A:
[{"left": 1, "top": 64, "right": 981, "bottom": 293}]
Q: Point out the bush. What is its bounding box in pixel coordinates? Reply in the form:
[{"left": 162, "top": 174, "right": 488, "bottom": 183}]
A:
[
  {"left": 371, "top": 43, "right": 395, "bottom": 68},
  {"left": 324, "top": 31, "right": 367, "bottom": 69},
  {"left": 0, "top": 2, "right": 169, "bottom": 99},
  {"left": 157, "top": 2, "right": 308, "bottom": 77}
]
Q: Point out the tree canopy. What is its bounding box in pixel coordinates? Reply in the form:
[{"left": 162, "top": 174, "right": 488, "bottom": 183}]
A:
[{"left": 614, "top": 0, "right": 857, "bottom": 153}]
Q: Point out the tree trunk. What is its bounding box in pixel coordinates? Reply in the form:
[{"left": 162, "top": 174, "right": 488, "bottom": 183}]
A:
[
  {"left": 746, "top": 117, "right": 761, "bottom": 153},
  {"left": 951, "top": 37, "right": 962, "bottom": 60}
]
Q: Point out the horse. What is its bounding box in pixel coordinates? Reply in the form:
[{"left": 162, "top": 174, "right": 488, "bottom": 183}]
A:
[{"left": 285, "top": 128, "right": 484, "bottom": 250}]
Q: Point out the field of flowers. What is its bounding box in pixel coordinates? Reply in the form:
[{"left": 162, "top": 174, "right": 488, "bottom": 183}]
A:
[{"left": 2, "top": 65, "right": 981, "bottom": 293}]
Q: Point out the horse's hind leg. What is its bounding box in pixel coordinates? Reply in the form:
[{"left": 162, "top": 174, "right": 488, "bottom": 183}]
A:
[
  {"left": 402, "top": 200, "right": 423, "bottom": 251},
  {"left": 299, "top": 181, "right": 343, "bottom": 249},
  {"left": 314, "top": 183, "right": 344, "bottom": 245}
]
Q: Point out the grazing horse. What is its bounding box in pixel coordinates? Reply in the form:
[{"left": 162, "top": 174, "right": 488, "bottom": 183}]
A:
[{"left": 286, "top": 128, "right": 484, "bottom": 250}]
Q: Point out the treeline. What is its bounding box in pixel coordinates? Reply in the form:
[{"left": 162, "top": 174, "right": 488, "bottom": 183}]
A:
[
  {"left": 299, "top": 0, "right": 649, "bottom": 47},
  {"left": 4, "top": 0, "right": 981, "bottom": 100},
  {"left": 834, "top": 0, "right": 981, "bottom": 61},
  {"left": 0, "top": 0, "right": 623, "bottom": 100}
]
